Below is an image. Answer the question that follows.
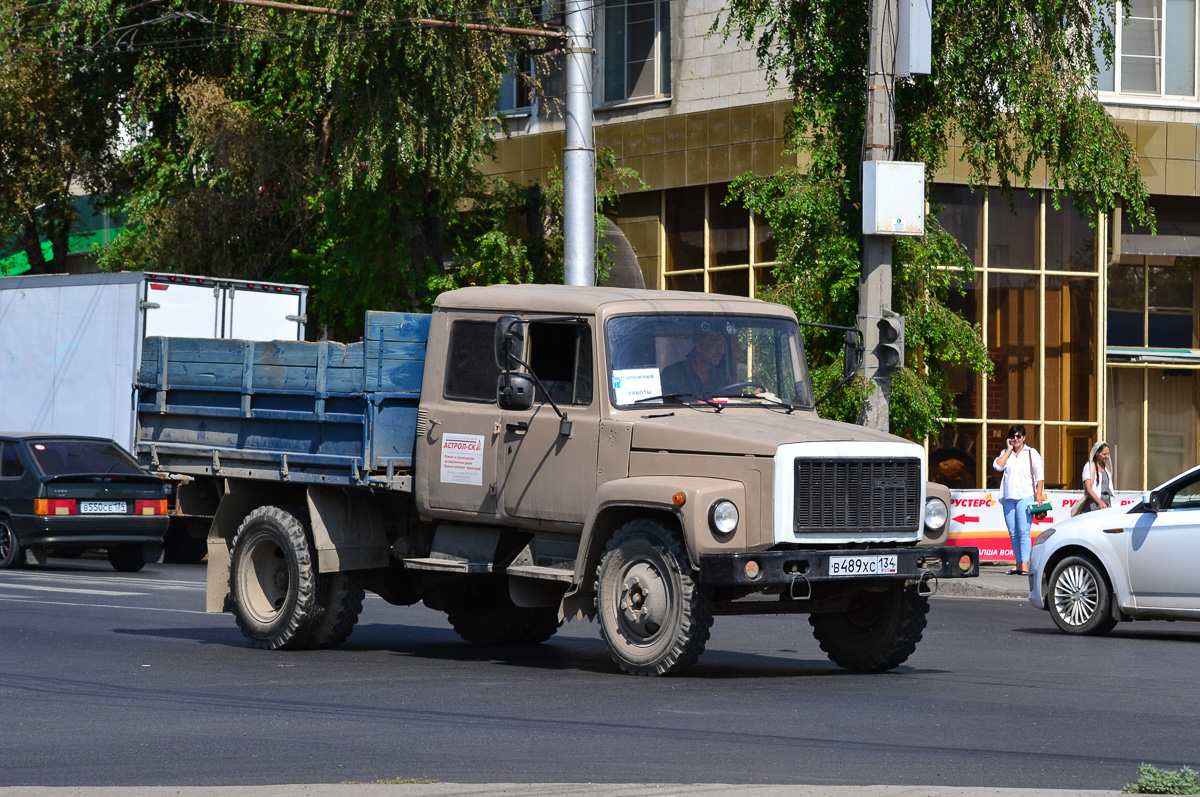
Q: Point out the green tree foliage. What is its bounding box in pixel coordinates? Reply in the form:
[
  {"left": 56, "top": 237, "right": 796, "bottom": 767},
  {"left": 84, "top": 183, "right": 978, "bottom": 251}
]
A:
[
  {"left": 717, "top": 0, "right": 1152, "bottom": 439},
  {"left": 0, "top": 0, "right": 590, "bottom": 339},
  {"left": 0, "top": 0, "right": 125, "bottom": 273}
]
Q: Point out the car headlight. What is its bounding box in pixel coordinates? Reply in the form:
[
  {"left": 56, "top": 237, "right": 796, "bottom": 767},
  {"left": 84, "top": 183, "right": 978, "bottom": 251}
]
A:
[
  {"left": 1033, "top": 528, "right": 1054, "bottom": 547},
  {"left": 709, "top": 500, "right": 739, "bottom": 535},
  {"left": 924, "top": 497, "right": 948, "bottom": 530}
]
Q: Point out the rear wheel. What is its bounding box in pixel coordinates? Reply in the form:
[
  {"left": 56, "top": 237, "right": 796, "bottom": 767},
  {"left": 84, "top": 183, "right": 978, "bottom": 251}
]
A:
[
  {"left": 809, "top": 582, "right": 929, "bottom": 672},
  {"left": 229, "top": 506, "right": 319, "bottom": 650},
  {"left": 107, "top": 544, "right": 146, "bottom": 573},
  {"left": 1048, "top": 556, "right": 1117, "bottom": 636},
  {"left": 303, "top": 572, "right": 366, "bottom": 649},
  {"left": 595, "top": 520, "right": 713, "bottom": 676},
  {"left": 0, "top": 519, "right": 23, "bottom": 569}
]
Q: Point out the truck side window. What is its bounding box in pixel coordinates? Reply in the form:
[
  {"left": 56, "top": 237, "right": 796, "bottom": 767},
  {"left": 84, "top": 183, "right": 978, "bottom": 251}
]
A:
[
  {"left": 444, "top": 320, "right": 501, "bottom": 403},
  {"left": 528, "top": 322, "right": 593, "bottom": 406},
  {"left": 0, "top": 443, "right": 25, "bottom": 478}
]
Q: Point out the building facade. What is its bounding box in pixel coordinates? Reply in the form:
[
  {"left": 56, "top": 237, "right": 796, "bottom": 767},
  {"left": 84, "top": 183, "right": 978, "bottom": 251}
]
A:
[{"left": 481, "top": 0, "right": 1200, "bottom": 492}]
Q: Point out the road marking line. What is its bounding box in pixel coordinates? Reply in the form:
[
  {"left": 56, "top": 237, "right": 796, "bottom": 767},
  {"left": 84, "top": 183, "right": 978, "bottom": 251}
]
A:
[
  {"left": 0, "top": 583, "right": 146, "bottom": 596},
  {"left": 0, "top": 596, "right": 209, "bottom": 614}
]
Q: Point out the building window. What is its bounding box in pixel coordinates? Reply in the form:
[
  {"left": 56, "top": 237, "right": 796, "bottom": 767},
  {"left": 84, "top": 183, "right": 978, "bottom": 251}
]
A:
[
  {"left": 603, "top": 0, "right": 671, "bottom": 103},
  {"left": 655, "top": 183, "right": 777, "bottom": 296},
  {"left": 927, "top": 186, "right": 1102, "bottom": 490},
  {"left": 498, "top": 52, "right": 535, "bottom": 113},
  {"left": 1095, "top": 0, "right": 1197, "bottom": 98}
]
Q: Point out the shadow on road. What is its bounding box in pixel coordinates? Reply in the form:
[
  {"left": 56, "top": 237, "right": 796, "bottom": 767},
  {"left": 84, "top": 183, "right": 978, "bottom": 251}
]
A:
[
  {"left": 1012, "top": 625, "right": 1200, "bottom": 642},
  {"left": 113, "top": 620, "right": 949, "bottom": 679}
]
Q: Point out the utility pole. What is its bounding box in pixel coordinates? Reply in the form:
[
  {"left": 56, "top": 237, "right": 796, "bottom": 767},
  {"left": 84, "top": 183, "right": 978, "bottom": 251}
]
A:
[
  {"left": 858, "top": 0, "right": 899, "bottom": 432},
  {"left": 562, "top": 0, "right": 596, "bottom": 287}
]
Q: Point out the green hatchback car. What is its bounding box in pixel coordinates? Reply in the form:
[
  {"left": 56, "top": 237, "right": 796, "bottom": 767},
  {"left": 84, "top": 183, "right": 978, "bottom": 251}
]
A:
[{"left": 0, "top": 433, "right": 170, "bottom": 572}]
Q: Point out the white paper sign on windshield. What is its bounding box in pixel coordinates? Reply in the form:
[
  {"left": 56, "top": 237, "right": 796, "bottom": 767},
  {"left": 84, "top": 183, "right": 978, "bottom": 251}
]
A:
[{"left": 612, "top": 368, "right": 663, "bottom": 404}]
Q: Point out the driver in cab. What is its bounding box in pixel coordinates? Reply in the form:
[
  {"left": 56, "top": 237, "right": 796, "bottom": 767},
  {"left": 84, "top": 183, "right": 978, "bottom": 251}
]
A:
[{"left": 661, "top": 328, "right": 731, "bottom": 399}]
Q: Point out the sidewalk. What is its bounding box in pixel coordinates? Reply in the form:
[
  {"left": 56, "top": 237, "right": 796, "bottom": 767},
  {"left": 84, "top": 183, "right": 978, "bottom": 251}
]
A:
[
  {"left": 0, "top": 785, "right": 1123, "bottom": 797},
  {"left": 934, "top": 562, "right": 1032, "bottom": 600}
]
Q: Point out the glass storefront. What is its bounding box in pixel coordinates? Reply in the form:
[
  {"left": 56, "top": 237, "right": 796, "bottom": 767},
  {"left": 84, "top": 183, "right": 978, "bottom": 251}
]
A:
[
  {"left": 930, "top": 186, "right": 1102, "bottom": 490},
  {"left": 618, "top": 181, "right": 1198, "bottom": 491}
]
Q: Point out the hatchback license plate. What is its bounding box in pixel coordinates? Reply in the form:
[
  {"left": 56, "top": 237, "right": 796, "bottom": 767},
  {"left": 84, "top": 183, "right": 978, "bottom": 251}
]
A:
[
  {"left": 829, "top": 554, "right": 898, "bottom": 576},
  {"left": 80, "top": 501, "right": 127, "bottom": 514}
]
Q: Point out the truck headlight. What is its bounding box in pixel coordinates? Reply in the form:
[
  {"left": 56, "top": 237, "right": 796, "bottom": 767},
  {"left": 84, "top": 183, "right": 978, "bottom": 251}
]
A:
[
  {"left": 924, "top": 497, "right": 948, "bottom": 531},
  {"left": 709, "top": 500, "right": 739, "bottom": 535}
]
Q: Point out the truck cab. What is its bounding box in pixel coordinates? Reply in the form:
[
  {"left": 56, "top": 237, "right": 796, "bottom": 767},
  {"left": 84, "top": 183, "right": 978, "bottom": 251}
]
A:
[{"left": 410, "top": 285, "right": 971, "bottom": 674}]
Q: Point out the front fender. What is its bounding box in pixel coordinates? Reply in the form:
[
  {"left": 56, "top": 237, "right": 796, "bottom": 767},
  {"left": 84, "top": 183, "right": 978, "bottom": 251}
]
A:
[
  {"left": 1036, "top": 520, "right": 1130, "bottom": 611},
  {"left": 571, "top": 476, "right": 748, "bottom": 590}
]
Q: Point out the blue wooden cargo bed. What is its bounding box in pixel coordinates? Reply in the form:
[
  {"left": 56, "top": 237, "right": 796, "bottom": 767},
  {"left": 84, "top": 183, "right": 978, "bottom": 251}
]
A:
[{"left": 135, "top": 311, "right": 430, "bottom": 489}]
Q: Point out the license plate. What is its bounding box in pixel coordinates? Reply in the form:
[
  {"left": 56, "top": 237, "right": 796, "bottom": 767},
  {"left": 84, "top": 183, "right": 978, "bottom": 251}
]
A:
[
  {"left": 829, "top": 554, "right": 898, "bottom": 576},
  {"left": 80, "top": 501, "right": 127, "bottom": 514}
]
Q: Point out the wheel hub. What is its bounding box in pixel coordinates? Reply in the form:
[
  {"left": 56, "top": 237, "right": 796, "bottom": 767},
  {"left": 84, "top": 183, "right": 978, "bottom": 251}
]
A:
[{"left": 618, "top": 564, "right": 668, "bottom": 640}]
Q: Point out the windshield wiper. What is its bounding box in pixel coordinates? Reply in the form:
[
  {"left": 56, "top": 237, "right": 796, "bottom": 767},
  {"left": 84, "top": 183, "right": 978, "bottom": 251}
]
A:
[
  {"left": 633, "top": 393, "right": 691, "bottom": 405},
  {"left": 705, "top": 392, "right": 799, "bottom": 413}
]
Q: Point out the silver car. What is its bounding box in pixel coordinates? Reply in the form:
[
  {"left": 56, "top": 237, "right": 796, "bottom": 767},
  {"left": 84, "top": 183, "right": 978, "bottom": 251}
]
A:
[{"left": 1029, "top": 464, "right": 1200, "bottom": 635}]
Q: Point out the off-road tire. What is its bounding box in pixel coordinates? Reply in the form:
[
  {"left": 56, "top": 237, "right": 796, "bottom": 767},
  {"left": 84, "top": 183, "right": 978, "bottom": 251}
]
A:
[
  {"left": 514, "top": 607, "right": 562, "bottom": 645},
  {"left": 1048, "top": 555, "right": 1117, "bottom": 636},
  {"left": 595, "top": 520, "right": 713, "bottom": 676},
  {"left": 302, "top": 572, "right": 366, "bottom": 649},
  {"left": 228, "top": 505, "right": 319, "bottom": 650},
  {"left": 445, "top": 580, "right": 529, "bottom": 645},
  {"left": 444, "top": 578, "right": 562, "bottom": 646},
  {"left": 0, "top": 519, "right": 23, "bottom": 569},
  {"left": 809, "top": 582, "right": 929, "bottom": 672},
  {"left": 107, "top": 544, "right": 146, "bottom": 573}
]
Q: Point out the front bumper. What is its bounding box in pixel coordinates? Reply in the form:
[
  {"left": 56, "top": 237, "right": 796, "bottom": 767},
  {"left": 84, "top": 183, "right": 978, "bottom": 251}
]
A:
[
  {"left": 699, "top": 545, "right": 980, "bottom": 588},
  {"left": 11, "top": 514, "right": 169, "bottom": 547}
]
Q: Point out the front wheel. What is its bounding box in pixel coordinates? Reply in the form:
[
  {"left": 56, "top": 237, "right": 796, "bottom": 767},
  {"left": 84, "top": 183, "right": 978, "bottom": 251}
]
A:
[
  {"left": 595, "top": 520, "right": 713, "bottom": 676},
  {"left": 809, "top": 582, "right": 929, "bottom": 672},
  {"left": 229, "top": 506, "right": 319, "bottom": 650},
  {"left": 1048, "top": 556, "right": 1117, "bottom": 636},
  {"left": 0, "top": 519, "right": 23, "bottom": 569}
]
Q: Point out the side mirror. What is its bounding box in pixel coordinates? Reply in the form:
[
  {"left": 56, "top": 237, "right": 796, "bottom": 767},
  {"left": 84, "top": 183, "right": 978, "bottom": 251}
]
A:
[
  {"left": 1146, "top": 490, "right": 1163, "bottom": 512},
  {"left": 494, "top": 316, "right": 524, "bottom": 370},
  {"left": 498, "top": 373, "right": 535, "bottom": 411},
  {"left": 843, "top": 330, "right": 864, "bottom": 378}
]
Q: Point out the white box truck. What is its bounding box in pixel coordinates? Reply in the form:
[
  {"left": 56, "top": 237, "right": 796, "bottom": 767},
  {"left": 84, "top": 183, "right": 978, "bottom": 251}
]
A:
[{"left": 0, "top": 271, "right": 308, "bottom": 561}]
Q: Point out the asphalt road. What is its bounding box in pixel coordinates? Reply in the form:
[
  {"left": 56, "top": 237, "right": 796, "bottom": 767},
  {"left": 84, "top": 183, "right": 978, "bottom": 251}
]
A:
[{"left": 1, "top": 560, "right": 1198, "bottom": 790}]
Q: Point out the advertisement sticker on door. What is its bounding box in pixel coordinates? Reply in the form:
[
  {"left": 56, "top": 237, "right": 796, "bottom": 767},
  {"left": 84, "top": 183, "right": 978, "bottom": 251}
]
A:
[{"left": 440, "top": 433, "right": 485, "bottom": 485}]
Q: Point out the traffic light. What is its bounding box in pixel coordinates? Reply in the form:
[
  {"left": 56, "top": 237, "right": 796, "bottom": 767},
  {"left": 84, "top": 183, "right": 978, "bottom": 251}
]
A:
[{"left": 875, "top": 315, "right": 905, "bottom": 374}]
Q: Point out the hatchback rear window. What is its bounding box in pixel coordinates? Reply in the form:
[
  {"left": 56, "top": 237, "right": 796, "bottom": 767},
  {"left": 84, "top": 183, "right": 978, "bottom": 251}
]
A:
[{"left": 26, "top": 440, "right": 143, "bottom": 477}]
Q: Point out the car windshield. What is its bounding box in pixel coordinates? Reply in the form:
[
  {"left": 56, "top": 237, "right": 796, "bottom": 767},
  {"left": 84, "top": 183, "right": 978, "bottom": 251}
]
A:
[
  {"left": 25, "top": 440, "right": 144, "bottom": 477},
  {"left": 606, "top": 313, "right": 814, "bottom": 408}
]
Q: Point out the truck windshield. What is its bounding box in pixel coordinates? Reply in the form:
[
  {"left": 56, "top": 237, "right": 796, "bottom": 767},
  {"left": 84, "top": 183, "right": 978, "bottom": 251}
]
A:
[{"left": 606, "top": 314, "right": 814, "bottom": 408}]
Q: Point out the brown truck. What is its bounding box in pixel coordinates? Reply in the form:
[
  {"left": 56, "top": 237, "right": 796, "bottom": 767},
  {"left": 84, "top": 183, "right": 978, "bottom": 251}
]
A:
[{"left": 135, "top": 284, "right": 977, "bottom": 676}]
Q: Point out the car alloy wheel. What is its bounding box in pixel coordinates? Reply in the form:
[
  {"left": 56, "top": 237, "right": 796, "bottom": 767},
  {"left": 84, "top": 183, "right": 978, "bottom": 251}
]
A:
[
  {"left": 1047, "top": 555, "right": 1116, "bottom": 636},
  {"left": 1053, "top": 563, "right": 1099, "bottom": 627}
]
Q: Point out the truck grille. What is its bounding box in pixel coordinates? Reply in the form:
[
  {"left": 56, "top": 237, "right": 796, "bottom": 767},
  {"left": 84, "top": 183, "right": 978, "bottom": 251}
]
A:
[{"left": 793, "top": 458, "right": 921, "bottom": 534}]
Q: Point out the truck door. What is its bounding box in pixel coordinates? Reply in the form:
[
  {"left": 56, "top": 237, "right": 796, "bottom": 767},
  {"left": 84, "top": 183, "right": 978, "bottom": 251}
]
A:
[
  {"left": 499, "top": 321, "right": 600, "bottom": 525},
  {"left": 420, "top": 316, "right": 502, "bottom": 515}
]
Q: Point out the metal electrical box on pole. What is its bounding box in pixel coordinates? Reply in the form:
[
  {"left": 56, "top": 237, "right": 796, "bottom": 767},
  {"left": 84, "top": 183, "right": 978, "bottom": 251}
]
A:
[{"left": 562, "top": 0, "right": 596, "bottom": 287}]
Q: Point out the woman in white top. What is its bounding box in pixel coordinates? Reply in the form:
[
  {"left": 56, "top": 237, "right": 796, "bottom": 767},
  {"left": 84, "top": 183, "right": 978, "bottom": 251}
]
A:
[
  {"left": 1080, "top": 441, "right": 1114, "bottom": 513},
  {"left": 992, "top": 424, "right": 1045, "bottom": 576}
]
